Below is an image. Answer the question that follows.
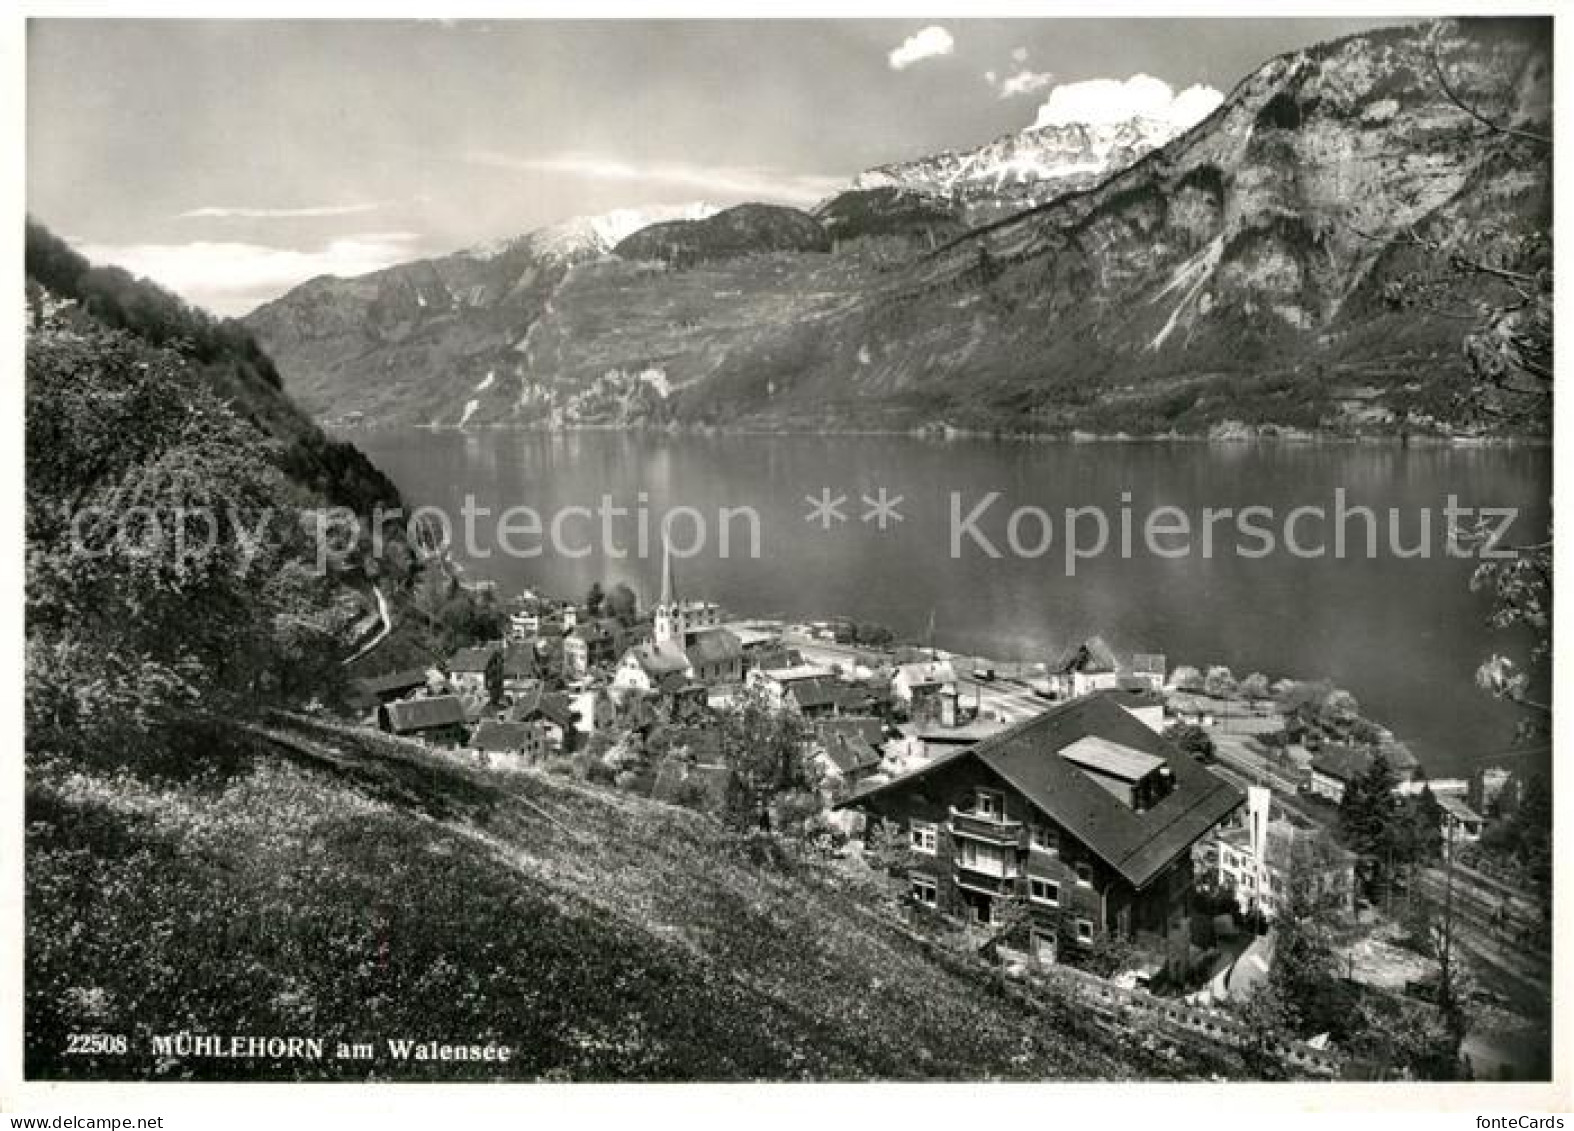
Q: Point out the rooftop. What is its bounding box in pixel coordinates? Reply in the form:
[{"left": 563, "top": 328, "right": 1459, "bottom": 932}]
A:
[
  {"left": 686, "top": 627, "right": 744, "bottom": 666},
  {"left": 1059, "top": 735, "right": 1168, "bottom": 783},
  {"left": 1051, "top": 636, "right": 1121, "bottom": 676},
  {"left": 382, "top": 694, "right": 467, "bottom": 733},
  {"left": 844, "top": 696, "right": 1242, "bottom": 891},
  {"left": 470, "top": 719, "right": 533, "bottom": 753},
  {"left": 448, "top": 644, "right": 501, "bottom": 673},
  {"left": 352, "top": 667, "right": 429, "bottom": 697}
]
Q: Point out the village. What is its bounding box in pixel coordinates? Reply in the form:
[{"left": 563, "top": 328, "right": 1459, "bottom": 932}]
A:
[{"left": 338, "top": 542, "right": 1552, "bottom": 1082}]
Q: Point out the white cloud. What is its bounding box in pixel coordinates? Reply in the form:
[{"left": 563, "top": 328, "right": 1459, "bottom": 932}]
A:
[
  {"left": 1031, "top": 74, "right": 1224, "bottom": 131},
  {"left": 1011, "top": 46, "right": 1029, "bottom": 63},
  {"left": 888, "top": 26, "right": 954, "bottom": 71},
  {"left": 76, "top": 232, "right": 423, "bottom": 316},
  {"left": 464, "top": 151, "right": 843, "bottom": 207},
  {"left": 174, "top": 202, "right": 390, "bottom": 221},
  {"left": 990, "top": 69, "right": 1056, "bottom": 100}
]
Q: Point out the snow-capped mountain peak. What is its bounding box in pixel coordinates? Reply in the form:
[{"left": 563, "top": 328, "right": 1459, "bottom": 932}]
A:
[
  {"left": 852, "top": 112, "right": 1209, "bottom": 222},
  {"left": 465, "top": 202, "right": 721, "bottom": 262}
]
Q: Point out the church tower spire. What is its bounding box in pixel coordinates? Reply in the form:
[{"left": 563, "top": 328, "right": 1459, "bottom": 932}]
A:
[
  {"left": 659, "top": 530, "right": 676, "bottom": 611},
  {"left": 654, "top": 529, "right": 681, "bottom": 646}
]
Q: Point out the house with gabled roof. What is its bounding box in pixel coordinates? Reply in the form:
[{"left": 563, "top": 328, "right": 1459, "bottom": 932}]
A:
[
  {"left": 891, "top": 659, "right": 956, "bottom": 706},
  {"left": 1307, "top": 744, "right": 1398, "bottom": 805},
  {"left": 1436, "top": 794, "right": 1485, "bottom": 843},
  {"left": 684, "top": 627, "right": 744, "bottom": 685},
  {"left": 1046, "top": 636, "right": 1123, "bottom": 700},
  {"left": 812, "top": 717, "right": 886, "bottom": 790},
  {"left": 447, "top": 643, "right": 504, "bottom": 704},
  {"left": 839, "top": 695, "right": 1241, "bottom": 975},
  {"left": 378, "top": 694, "right": 468, "bottom": 746},
  {"left": 1130, "top": 652, "right": 1167, "bottom": 691},
  {"left": 348, "top": 667, "right": 431, "bottom": 712},
  {"left": 783, "top": 676, "right": 876, "bottom": 718},
  {"left": 612, "top": 640, "right": 692, "bottom": 694}
]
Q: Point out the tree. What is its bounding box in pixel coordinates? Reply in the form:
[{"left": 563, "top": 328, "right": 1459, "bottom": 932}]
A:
[
  {"left": 711, "top": 685, "right": 822, "bottom": 837},
  {"left": 864, "top": 818, "right": 912, "bottom": 877},
  {"left": 604, "top": 583, "right": 638, "bottom": 626},
  {"left": 1168, "top": 665, "right": 1204, "bottom": 692},
  {"left": 1263, "top": 842, "right": 1353, "bottom": 1042},
  {"left": 25, "top": 309, "right": 357, "bottom": 762},
  {"left": 1344, "top": 993, "right": 1463, "bottom": 1080},
  {"left": 1164, "top": 722, "right": 1215, "bottom": 763},
  {"left": 1376, "top": 36, "right": 1552, "bottom": 743},
  {"left": 1235, "top": 983, "right": 1296, "bottom": 1081},
  {"left": 1240, "top": 672, "right": 1271, "bottom": 703},
  {"left": 584, "top": 581, "right": 605, "bottom": 617},
  {"left": 1204, "top": 665, "right": 1238, "bottom": 699},
  {"left": 1338, "top": 754, "right": 1399, "bottom": 896},
  {"left": 1404, "top": 787, "right": 1445, "bottom": 869}
]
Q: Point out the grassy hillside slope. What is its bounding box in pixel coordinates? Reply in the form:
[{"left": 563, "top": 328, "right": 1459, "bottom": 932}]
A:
[{"left": 26, "top": 719, "right": 1223, "bottom": 1081}]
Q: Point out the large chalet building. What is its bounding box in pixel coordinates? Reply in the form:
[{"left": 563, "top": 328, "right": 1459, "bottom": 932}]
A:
[{"left": 841, "top": 695, "right": 1241, "bottom": 974}]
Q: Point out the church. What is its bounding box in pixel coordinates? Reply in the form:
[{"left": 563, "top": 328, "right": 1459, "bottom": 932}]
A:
[{"left": 611, "top": 537, "right": 741, "bottom": 693}]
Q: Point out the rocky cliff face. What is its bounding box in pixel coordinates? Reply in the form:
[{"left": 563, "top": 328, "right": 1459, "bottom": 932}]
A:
[
  {"left": 246, "top": 19, "right": 1551, "bottom": 436},
  {"left": 851, "top": 114, "right": 1205, "bottom": 225}
]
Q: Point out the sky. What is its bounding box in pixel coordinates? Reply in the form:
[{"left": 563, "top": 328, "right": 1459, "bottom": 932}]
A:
[{"left": 28, "top": 18, "right": 1405, "bottom": 315}]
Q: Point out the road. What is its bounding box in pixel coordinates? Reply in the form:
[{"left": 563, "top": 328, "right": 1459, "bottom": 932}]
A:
[{"left": 342, "top": 585, "right": 393, "bottom": 667}]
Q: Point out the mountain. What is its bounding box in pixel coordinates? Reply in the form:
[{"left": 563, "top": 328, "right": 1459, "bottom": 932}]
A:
[
  {"left": 242, "top": 203, "right": 717, "bottom": 425},
  {"left": 851, "top": 114, "right": 1208, "bottom": 225},
  {"left": 246, "top": 18, "right": 1551, "bottom": 437},
  {"left": 468, "top": 201, "right": 719, "bottom": 263},
  {"left": 25, "top": 220, "right": 400, "bottom": 512},
  {"left": 613, "top": 203, "right": 831, "bottom": 265}
]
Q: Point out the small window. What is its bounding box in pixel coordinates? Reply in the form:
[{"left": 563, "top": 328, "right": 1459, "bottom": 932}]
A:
[
  {"left": 1076, "top": 918, "right": 1095, "bottom": 944},
  {"left": 1075, "top": 862, "right": 1094, "bottom": 887},
  {"left": 910, "top": 874, "right": 938, "bottom": 907},
  {"left": 910, "top": 820, "right": 938, "bottom": 855},
  {"left": 974, "top": 788, "right": 1005, "bottom": 820},
  {"left": 1029, "top": 823, "right": 1059, "bottom": 854},
  {"left": 1029, "top": 877, "right": 1060, "bottom": 907}
]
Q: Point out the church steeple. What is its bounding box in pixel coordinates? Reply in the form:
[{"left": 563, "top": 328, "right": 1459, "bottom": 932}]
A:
[
  {"left": 654, "top": 530, "right": 681, "bottom": 646},
  {"left": 659, "top": 531, "right": 676, "bottom": 610}
]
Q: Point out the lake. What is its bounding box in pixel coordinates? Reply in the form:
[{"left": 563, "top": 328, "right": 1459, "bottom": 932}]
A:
[{"left": 352, "top": 429, "right": 1551, "bottom": 781}]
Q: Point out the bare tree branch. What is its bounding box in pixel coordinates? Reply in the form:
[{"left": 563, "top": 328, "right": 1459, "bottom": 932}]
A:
[{"left": 1427, "top": 47, "right": 1551, "bottom": 147}]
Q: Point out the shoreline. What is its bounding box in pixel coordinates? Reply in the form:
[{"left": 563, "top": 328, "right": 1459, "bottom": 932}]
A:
[{"left": 326, "top": 420, "right": 1552, "bottom": 448}]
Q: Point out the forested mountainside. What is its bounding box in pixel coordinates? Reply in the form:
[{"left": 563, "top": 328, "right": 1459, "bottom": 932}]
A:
[
  {"left": 26, "top": 220, "right": 401, "bottom": 512},
  {"left": 247, "top": 18, "right": 1549, "bottom": 437}
]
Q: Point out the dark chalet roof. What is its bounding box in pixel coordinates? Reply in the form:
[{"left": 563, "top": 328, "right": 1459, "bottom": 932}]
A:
[
  {"left": 815, "top": 716, "right": 886, "bottom": 749},
  {"left": 383, "top": 695, "right": 467, "bottom": 733},
  {"left": 787, "top": 676, "right": 873, "bottom": 711},
  {"left": 509, "top": 685, "right": 576, "bottom": 729},
  {"left": 1312, "top": 745, "right": 1364, "bottom": 782},
  {"left": 843, "top": 696, "right": 1242, "bottom": 891},
  {"left": 448, "top": 644, "right": 501, "bottom": 674},
  {"left": 685, "top": 627, "right": 744, "bottom": 667},
  {"left": 353, "top": 667, "right": 429, "bottom": 697},
  {"left": 503, "top": 642, "right": 540, "bottom": 678}
]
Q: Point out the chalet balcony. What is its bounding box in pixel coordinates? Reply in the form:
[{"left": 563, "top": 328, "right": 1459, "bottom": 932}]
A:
[
  {"left": 952, "top": 868, "right": 1016, "bottom": 897},
  {"left": 947, "top": 807, "right": 1028, "bottom": 848}
]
